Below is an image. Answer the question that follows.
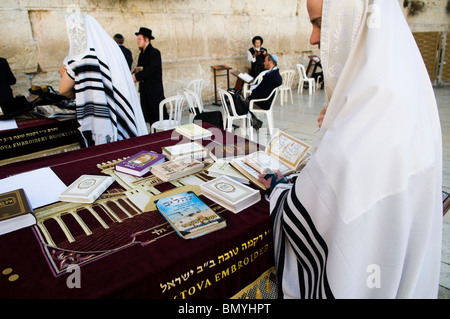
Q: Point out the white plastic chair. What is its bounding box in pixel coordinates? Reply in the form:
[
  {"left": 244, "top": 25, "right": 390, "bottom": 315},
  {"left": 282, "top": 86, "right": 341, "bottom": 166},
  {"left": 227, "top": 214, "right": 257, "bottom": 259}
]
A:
[
  {"left": 185, "top": 79, "right": 206, "bottom": 108},
  {"left": 279, "top": 70, "right": 295, "bottom": 105},
  {"left": 249, "top": 87, "right": 280, "bottom": 137},
  {"left": 183, "top": 89, "right": 204, "bottom": 123},
  {"left": 218, "top": 88, "right": 253, "bottom": 140},
  {"left": 296, "top": 64, "right": 316, "bottom": 95},
  {"left": 242, "top": 70, "right": 269, "bottom": 98},
  {"left": 150, "top": 95, "right": 184, "bottom": 133}
]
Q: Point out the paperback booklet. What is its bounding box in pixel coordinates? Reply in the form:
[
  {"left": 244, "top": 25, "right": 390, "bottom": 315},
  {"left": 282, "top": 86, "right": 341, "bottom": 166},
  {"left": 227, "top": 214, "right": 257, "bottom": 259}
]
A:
[
  {"left": 200, "top": 175, "right": 261, "bottom": 213},
  {"left": 175, "top": 123, "right": 212, "bottom": 140},
  {"left": 150, "top": 157, "right": 204, "bottom": 182},
  {"left": 162, "top": 141, "right": 208, "bottom": 160},
  {"left": 115, "top": 150, "right": 165, "bottom": 177},
  {"left": 59, "top": 175, "right": 115, "bottom": 203},
  {"left": 207, "top": 160, "right": 249, "bottom": 184},
  {"left": 0, "top": 189, "right": 35, "bottom": 235},
  {"left": 155, "top": 191, "right": 226, "bottom": 239}
]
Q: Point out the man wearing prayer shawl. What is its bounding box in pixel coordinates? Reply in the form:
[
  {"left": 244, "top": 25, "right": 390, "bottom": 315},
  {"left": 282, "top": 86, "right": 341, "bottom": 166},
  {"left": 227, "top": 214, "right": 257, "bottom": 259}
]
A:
[
  {"left": 59, "top": 11, "right": 147, "bottom": 146},
  {"left": 262, "top": 0, "right": 443, "bottom": 298}
]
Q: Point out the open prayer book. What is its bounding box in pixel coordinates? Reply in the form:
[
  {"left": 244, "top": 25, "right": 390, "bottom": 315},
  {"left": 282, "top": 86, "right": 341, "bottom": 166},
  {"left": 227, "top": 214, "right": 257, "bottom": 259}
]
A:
[
  {"left": 231, "top": 131, "right": 310, "bottom": 189},
  {"left": 238, "top": 73, "right": 254, "bottom": 83}
]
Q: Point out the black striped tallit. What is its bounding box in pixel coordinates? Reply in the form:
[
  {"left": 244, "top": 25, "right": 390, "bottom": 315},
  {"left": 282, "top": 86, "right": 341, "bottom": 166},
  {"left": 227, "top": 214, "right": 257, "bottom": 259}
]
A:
[
  {"left": 69, "top": 48, "right": 139, "bottom": 141},
  {"left": 271, "top": 185, "right": 334, "bottom": 299}
]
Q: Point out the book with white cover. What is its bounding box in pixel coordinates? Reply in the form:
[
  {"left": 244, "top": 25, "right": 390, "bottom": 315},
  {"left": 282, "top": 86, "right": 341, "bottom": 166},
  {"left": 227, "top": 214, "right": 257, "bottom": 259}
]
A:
[
  {"left": 200, "top": 176, "right": 260, "bottom": 213},
  {"left": 59, "top": 175, "right": 114, "bottom": 203},
  {"left": 175, "top": 123, "right": 212, "bottom": 140},
  {"left": 162, "top": 142, "right": 208, "bottom": 160}
]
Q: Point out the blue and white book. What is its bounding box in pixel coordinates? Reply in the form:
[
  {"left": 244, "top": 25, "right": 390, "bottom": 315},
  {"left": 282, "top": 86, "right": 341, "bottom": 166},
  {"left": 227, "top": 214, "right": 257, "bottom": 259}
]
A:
[{"left": 155, "top": 191, "right": 226, "bottom": 239}]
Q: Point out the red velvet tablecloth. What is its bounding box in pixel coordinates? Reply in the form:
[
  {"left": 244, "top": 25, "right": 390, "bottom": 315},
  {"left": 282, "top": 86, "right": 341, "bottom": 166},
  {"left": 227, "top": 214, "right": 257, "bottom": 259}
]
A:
[{"left": 0, "top": 124, "right": 274, "bottom": 299}]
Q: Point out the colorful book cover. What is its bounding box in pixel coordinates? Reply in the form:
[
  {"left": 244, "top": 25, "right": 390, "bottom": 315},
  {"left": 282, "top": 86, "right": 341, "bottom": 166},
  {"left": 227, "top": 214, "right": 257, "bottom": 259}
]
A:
[
  {"left": 155, "top": 191, "right": 226, "bottom": 239},
  {"left": 115, "top": 151, "right": 165, "bottom": 176}
]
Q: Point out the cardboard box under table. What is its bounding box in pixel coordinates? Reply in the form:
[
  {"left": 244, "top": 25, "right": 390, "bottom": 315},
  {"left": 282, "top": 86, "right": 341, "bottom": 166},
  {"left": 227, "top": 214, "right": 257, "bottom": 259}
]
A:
[{"left": 0, "top": 123, "right": 274, "bottom": 299}]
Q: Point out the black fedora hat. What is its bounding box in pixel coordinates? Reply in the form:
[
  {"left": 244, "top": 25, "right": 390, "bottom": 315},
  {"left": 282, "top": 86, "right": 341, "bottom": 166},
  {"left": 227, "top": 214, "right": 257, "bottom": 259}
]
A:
[{"left": 135, "top": 27, "right": 155, "bottom": 40}]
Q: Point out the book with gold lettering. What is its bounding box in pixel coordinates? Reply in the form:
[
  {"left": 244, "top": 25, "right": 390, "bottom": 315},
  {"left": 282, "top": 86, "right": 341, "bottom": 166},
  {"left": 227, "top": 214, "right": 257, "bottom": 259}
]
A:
[
  {"left": 155, "top": 191, "right": 226, "bottom": 239},
  {"left": 0, "top": 189, "right": 35, "bottom": 235},
  {"left": 200, "top": 176, "right": 260, "bottom": 213},
  {"left": 59, "top": 175, "right": 114, "bottom": 203}
]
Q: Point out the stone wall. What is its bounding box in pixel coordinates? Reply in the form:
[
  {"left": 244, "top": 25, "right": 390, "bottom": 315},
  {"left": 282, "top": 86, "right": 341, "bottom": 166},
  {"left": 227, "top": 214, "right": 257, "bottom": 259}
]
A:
[{"left": 1, "top": 0, "right": 449, "bottom": 103}]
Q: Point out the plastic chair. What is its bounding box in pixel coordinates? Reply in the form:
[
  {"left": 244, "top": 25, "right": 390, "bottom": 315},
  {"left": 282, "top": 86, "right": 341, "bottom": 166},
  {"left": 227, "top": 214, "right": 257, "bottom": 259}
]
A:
[
  {"left": 185, "top": 79, "right": 206, "bottom": 108},
  {"left": 249, "top": 87, "right": 280, "bottom": 137},
  {"left": 218, "top": 88, "right": 253, "bottom": 140},
  {"left": 184, "top": 89, "right": 206, "bottom": 123},
  {"left": 242, "top": 70, "right": 269, "bottom": 98},
  {"left": 279, "top": 70, "right": 295, "bottom": 105},
  {"left": 296, "top": 64, "right": 316, "bottom": 95},
  {"left": 150, "top": 95, "right": 184, "bottom": 133}
]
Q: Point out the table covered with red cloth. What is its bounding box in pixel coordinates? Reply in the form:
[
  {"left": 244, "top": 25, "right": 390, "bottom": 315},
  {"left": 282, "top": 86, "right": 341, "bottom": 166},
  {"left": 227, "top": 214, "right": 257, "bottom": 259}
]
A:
[
  {"left": 0, "top": 116, "right": 82, "bottom": 164},
  {"left": 0, "top": 124, "right": 274, "bottom": 299}
]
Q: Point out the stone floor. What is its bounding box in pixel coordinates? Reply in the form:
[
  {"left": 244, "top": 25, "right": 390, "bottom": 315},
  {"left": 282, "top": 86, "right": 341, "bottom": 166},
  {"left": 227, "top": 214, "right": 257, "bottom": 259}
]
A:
[{"left": 199, "top": 84, "right": 450, "bottom": 298}]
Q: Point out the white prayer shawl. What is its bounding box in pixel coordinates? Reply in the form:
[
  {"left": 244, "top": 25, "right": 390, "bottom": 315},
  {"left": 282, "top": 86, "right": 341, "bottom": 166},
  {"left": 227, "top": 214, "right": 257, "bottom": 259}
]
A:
[
  {"left": 65, "top": 13, "right": 147, "bottom": 145},
  {"left": 270, "top": 0, "right": 442, "bottom": 298}
]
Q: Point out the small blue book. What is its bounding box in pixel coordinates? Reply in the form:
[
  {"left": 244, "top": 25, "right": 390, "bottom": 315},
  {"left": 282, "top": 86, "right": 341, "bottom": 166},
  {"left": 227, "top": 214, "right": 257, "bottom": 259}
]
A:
[{"left": 155, "top": 191, "right": 226, "bottom": 239}]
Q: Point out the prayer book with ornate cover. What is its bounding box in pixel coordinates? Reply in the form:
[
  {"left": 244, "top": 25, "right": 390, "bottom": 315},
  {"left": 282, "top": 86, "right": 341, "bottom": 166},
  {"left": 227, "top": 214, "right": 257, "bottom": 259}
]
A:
[
  {"left": 200, "top": 175, "right": 260, "bottom": 213},
  {"left": 115, "top": 150, "right": 165, "bottom": 177},
  {"left": 155, "top": 191, "right": 226, "bottom": 239},
  {"left": 150, "top": 157, "right": 204, "bottom": 182},
  {"left": 59, "top": 175, "right": 114, "bottom": 203},
  {"left": 0, "top": 188, "right": 35, "bottom": 235}
]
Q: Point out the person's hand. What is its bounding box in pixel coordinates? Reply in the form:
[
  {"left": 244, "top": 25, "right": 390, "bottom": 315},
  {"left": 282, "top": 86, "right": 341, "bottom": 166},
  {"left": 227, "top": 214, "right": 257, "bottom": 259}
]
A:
[
  {"left": 257, "top": 170, "right": 285, "bottom": 190},
  {"left": 59, "top": 65, "right": 67, "bottom": 78},
  {"left": 318, "top": 105, "right": 328, "bottom": 128},
  {"left": 132, "top": 73, "right": 138, "bottom": 83}
]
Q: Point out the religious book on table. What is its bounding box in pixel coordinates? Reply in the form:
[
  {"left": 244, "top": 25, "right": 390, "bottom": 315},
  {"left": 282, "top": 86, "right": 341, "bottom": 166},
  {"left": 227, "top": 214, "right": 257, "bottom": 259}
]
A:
[
  {"left": 230, "top": 132, "right": 310, "bottom": 190},
  {"left": 207, "top": 160, "right": 249, "bottom": 184},
  {"left": 175, "top": 123, "right": 212, "bottom": 140},
  {"left": 232, "top": 131, "right": 310, "bottom": 177},
  {"left": 0, "top": 189, "right": 35, "bottom": 236},
  {"left": 161, "top": 141, "right": 208, "bottom": 161},
  {"left": 200, "top": 176, "right": 261, "bottom": 214},
  {"left": 150, "top": 157, "right": 204, "bottom": 182},
  {"left": 115, "top": 150, "right": 165, "bottom": 177},
  {"left": 59, "top": 175, "right": 115, "bottom": 203},
  {"left": 208, "top": 139, "right": 260, "bottom": 162},
  {"left": 155, "top": 191, "right": 226, "bottom": 239}
]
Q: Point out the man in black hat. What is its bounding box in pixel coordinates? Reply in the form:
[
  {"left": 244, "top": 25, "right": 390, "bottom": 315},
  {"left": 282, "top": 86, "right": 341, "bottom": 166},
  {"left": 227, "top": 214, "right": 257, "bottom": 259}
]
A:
[{"left": 132, "top": 27, "right": 167, "bottom": 127}]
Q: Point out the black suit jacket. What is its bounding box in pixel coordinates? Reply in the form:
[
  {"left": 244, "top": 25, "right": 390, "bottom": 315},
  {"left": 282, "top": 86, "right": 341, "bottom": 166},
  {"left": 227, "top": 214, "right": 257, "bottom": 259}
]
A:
[
  {"left": 248, "top": 68, "right": 282, "bottom": 110},
  {"left": 119, "top": 45, "right": 133, "bottom": 70},
  {"left": 0, "top": 58, "right": 16, "bottom": 104},
  {"left": 135, "top": 44, "right": 166, "bottom": 124}
]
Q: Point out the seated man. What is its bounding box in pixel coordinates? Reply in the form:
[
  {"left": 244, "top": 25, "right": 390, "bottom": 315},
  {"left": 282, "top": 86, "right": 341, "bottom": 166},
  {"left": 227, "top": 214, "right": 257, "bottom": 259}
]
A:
[{"left": 246, "top": 54, "right": 282, "bottom": 128}]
